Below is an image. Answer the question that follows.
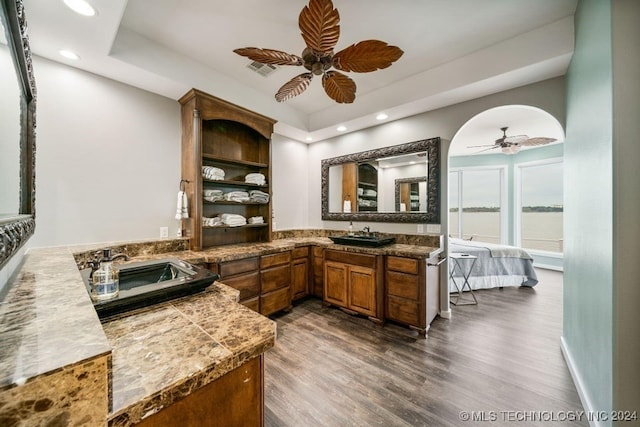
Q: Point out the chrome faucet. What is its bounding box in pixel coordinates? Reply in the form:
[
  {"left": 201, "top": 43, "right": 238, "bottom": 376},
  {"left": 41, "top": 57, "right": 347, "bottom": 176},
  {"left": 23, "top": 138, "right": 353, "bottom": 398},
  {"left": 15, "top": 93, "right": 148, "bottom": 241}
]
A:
[{"left": 361, "top": 226, "right": 371, "bottom": 235}]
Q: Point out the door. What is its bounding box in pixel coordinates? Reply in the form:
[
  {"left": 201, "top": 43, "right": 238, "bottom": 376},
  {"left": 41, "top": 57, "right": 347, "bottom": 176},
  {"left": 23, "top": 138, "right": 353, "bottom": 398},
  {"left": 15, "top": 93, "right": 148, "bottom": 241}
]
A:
[
  {"left": 347, "top": 265, "right": 376, "bottom": 316},
  {"left": 324, "top": 261, "right": 348, "bottom": 306}
]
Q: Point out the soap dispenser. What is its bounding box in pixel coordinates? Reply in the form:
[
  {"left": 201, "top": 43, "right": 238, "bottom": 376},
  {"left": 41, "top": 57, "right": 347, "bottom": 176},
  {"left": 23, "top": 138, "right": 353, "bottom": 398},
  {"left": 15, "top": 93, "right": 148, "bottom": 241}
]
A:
[
  {"left": 348, "top": 221, "right": 354, "bottom": 236},
  {"left": 90, "top": 249, "right": 123, "bottom": 301}
]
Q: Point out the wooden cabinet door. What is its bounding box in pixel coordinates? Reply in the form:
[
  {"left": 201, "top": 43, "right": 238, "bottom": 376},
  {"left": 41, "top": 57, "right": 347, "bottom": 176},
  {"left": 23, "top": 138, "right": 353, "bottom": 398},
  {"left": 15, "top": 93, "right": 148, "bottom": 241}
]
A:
[
  {"left": 324, "top": 261, "right": 348, "bottom": 306},
  {"left": 291, "top": 257, "right": 308, "bottom": 300},
  {"left": 136, "top": 356, "right": 263, "bottom": 427},
  {"left": 347, "top": 265, "right": 376, "bottom": 316}
]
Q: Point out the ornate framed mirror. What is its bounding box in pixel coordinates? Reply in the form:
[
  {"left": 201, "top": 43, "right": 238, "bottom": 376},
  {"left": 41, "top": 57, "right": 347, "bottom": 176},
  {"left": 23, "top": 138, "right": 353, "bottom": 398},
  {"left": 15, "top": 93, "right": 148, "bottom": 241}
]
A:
[
  {"left": 0, "top": 0, "right": 36, "bottom": 270},
  {"left": 321, "top": 137, "right": 440, "bottom": 223}
]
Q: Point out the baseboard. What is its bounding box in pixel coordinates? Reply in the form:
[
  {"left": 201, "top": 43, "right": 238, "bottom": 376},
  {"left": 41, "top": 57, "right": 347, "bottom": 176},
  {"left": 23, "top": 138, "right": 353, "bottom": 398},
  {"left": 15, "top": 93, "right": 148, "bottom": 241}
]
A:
[
  {"left": 534, "top": 263, "right": 564, "bottom": 272},
  {"left": 439, "top": 309, "right": 451, "bottom": 319},
  {"left": 560, "top": 336, "right": 601, "bottom": 427}
]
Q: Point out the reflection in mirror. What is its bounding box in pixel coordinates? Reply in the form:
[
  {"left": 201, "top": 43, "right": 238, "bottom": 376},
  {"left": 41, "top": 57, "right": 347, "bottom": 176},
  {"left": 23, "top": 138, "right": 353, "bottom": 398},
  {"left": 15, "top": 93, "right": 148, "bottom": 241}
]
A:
[
  {"left": 321, "top": 138, "right": 440, "bottom": 223},
  {"left": 0, "top": 19, "right": 20, "bottom": 215}
]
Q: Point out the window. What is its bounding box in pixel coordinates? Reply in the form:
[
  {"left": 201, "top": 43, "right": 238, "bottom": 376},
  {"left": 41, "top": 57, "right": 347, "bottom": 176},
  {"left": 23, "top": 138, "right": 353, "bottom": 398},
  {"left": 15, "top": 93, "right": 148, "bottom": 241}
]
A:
[
  {"left": 449, "top": 167, "right": 506, "bottom": 244},
  {"left": 516, "top": 159, "right": 563, "bottom": 253}
]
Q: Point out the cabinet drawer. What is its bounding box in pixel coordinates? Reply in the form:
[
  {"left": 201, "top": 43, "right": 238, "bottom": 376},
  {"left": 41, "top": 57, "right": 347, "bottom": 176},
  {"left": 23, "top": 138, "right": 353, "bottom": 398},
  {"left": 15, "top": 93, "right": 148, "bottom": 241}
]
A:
[
  {"left": 387, "top": 256, "right": 419, "bottom": 274},
  {"left": 219, "top": 257, "right": 259, "bottom": 278},
  {"left": 292, "top": 246, "right": 309, "bottom": 259},
  {"left": 387, "top": 271, "right": 419, "bottom": 300},
  {"left": 241, "top": 297, "right": 259, "bottom": 313},
  {"left": 260, "top": 251, "right": 291, "bottom": 269},
  {"left": 260, "top": 287, "right": 291, "bottom": 316},
  {"left": 387, "top": 295, "right": 420, "bottom": 325},
  {"left": 219, "top": 272, "right": 260, "bottom": 301},
  {"left": 261, "top": 264, "right": 291, "bottom": 293},
  {"left": 325, "top": 250, "right": 376, "bottom": 269}
]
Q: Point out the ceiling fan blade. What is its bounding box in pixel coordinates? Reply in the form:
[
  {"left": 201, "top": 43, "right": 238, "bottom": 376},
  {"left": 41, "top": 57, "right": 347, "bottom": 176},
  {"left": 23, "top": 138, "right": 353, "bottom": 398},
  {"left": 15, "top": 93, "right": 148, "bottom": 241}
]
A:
[
  {"left": 322, "top": 70, "right": 356, "bottom": 103},
  {"left": 504, "top": 134, "right": 528, "bottom": 144},
  {"left": 520, "top": 137, "right": 557, "bottom": 146},
  {"left": 233, "top": 48, "right": 303, "bottom": 66},
  {"left": 473, "top": 146, "right": 501, "bottom": 154},
  {"left": 466, "top": 144, "right": 496, "bottom": 148},
  {"left": 299, "top": 0, "right": 340, "bottom": 55},
  {"left": 275, "top": 73, "right": 313, "bottom": 102},
  {"left": 333, "top": 40, "right": 404, "bottom": 72}
]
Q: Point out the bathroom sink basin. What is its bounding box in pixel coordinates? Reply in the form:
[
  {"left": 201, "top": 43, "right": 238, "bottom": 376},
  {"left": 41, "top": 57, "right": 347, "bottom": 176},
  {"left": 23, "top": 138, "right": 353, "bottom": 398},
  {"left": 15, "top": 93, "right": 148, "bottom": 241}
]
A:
[
  {"left": 329, "top": 234, "right": 396, "bottom": 247},
  {"left": 81, "top": 258, "right": 219, "bottom": 319}
]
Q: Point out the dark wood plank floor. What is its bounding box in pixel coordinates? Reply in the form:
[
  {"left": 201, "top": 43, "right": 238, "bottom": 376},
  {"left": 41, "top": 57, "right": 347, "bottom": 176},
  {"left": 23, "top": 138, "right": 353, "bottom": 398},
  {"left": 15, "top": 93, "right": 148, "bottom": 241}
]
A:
[{"left": 264, "top": 269, "right": 587, "bottom": 426}]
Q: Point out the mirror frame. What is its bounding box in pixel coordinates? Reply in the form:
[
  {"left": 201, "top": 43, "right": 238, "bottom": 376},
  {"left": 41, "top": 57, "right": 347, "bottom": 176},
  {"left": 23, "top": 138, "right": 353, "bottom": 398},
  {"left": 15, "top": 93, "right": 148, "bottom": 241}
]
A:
[
  {"left": 321, "top": 137, "right": 440, "bottom": 223},
  {"left": 394, "top": 176, "right": 428, "bottom": 212},
  {"left": 0, "top": 0, "right": 36, "bottom": 270}
]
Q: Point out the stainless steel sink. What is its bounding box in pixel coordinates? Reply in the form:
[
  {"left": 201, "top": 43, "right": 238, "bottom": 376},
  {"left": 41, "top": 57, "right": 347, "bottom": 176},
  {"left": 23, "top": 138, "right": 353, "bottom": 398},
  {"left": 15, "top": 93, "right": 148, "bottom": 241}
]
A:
[
  {"left": 329, "top": 234, "right": 396, "bottom": 247},
  {"left": 81, "top": 258, "right": 219, "bottom": 319}
]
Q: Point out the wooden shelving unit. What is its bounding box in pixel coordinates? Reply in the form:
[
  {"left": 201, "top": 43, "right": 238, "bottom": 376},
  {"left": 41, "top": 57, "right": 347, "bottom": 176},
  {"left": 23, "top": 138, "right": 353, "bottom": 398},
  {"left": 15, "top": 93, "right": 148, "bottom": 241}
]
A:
[{"left": 179, "top": 89, "right": 276, "bottom": 250}]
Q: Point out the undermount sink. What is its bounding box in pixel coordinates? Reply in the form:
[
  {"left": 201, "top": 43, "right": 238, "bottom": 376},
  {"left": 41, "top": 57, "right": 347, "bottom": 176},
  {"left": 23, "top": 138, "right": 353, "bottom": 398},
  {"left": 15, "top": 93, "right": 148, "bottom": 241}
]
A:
[
  {"left": 329, "top": 234, "right": 396, "bottom": 247},
  {"left": 81, "top": 258, "right": 219, "bottom": 319}
]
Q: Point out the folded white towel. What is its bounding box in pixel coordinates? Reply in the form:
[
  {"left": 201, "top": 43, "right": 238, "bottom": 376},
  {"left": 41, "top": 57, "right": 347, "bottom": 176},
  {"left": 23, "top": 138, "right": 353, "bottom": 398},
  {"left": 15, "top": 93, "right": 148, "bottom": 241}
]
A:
[
  {"left": 202, "top": 216, "right": 222, "bottom": 227},
  {"left": 249, "top": 190, "right": 269, "bottom": 203},
  {"left": 221, "top": 213, "right": 247, "bottom": 227},
  {"left": 224, "top": 191, "right": 250, "bottom": 203},
  {"left": 248, "top": 216, "right": 264, "bottom": 224},
  {"left": 245, "top": 173, "right": 266, "bottom": 185},
  {"left": 202, "top": 166, "right": 225, "bottom": 181},
  {"left": 203, "top": 189, "right": 224, "bottom": 202}
]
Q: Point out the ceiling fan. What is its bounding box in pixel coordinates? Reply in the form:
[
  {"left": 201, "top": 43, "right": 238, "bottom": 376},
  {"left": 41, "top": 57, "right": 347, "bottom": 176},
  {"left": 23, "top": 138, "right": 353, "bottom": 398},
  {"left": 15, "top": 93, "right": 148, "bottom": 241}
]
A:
[
  {"left": 233, "top": 0, "right": 403, "bottom": 104},
  {"left": 468, "top": 127, "right": 558, "bottom": 155}
]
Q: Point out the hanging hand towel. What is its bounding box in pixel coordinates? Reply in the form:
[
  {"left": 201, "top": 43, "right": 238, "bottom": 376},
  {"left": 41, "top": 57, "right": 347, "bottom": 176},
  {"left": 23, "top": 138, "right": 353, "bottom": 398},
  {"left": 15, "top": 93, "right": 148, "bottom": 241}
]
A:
[
  {"left": 181, "top": 191, "right": 189, "bottom": 219},
  {"left": 175, "top": 191, "right": 185, "bottom": 220}
]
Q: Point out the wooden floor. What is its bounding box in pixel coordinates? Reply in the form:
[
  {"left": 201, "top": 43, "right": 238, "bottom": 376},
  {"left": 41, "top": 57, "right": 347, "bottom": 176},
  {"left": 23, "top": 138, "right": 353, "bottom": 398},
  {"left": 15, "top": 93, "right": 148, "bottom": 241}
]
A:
[{"left": 264, "top": 269, "right": 587, "bottom": 426}]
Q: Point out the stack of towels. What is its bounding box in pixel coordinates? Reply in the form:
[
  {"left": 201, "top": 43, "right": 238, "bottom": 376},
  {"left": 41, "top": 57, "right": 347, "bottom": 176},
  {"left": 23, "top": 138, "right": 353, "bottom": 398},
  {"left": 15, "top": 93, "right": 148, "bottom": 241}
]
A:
[
  {"left": 224, "top": 191, "right": 250, "bottom": 203},
  {"left": 202, "top": 166, "right": 225, "bottom": 181},
  {"left": 221, "top": 213, "right": 247, "bottom": 227},
  {"left": 249, "top": 190, "right": 269, "bottom": 204},
  {"left": 245, "top": 173, "right": 266, "bottom": 185},
  {"left": 202, "top": 216, "right": 222, "bottom": 227},
  {"left": 203, "top": 189, "right": 224, "bottom": 202},
  {"left": 248, "top": 216, "right": 264, "bottom": 225}
]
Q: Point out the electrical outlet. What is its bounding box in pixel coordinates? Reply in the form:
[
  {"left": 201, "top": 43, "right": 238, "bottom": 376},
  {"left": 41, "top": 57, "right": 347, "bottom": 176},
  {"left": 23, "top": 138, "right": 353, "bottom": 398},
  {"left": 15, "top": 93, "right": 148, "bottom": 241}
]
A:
[
  {"left": 160, "top": 226, "right": 169, "bottom": 238},
  {"left": 426, "top": 224, "right": 441, "bottom": 234},
  {"left": 417, "top": 224, "right": 424, "bottom": 233}
]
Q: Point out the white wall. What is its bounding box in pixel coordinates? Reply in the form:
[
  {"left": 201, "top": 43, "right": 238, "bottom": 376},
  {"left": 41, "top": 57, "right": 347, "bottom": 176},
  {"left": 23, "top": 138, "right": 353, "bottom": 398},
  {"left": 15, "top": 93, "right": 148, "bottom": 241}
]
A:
[
  {"left": 31, "top": 56, "right": 181, "bottom": 247},
  {"left": 271, "top": 135, "right": 309, "bottom": 231}
]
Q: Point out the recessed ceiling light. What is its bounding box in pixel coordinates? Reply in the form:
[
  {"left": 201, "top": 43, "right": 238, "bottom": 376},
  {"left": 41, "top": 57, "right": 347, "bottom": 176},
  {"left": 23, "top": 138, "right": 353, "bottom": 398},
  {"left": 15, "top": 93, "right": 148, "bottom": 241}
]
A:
[
  {"left": 59, "top": 49, "right": 80, "bottom": 60},
  {"left": 376, "top": 113, "right": 388, "bottom": 121},
  {"left": 305, "top": 136, "right": 313, "bottom": 142},
  {"left": 337, "top": 126, "right": 347, "bottom": 132},
  {"left": 63, "top": 0, "right": 96, "bottom": 16}
]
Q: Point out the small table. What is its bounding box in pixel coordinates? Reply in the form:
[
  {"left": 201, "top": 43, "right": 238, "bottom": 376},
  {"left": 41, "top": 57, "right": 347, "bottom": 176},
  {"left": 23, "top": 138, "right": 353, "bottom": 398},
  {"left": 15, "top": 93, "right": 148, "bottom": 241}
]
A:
[{"left": 449, "top": 253, "right": 478, "bottom": 305}]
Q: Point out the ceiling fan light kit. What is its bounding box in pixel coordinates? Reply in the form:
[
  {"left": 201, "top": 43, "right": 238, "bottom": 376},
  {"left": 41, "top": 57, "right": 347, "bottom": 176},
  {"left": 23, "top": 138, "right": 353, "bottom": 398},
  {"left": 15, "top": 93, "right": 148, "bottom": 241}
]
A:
[
  {"left": 233, "top": 0, "right": 403, "bottom": 104},
  {"left": 468, "top": 126, "right": 557, "bottom": 155}
]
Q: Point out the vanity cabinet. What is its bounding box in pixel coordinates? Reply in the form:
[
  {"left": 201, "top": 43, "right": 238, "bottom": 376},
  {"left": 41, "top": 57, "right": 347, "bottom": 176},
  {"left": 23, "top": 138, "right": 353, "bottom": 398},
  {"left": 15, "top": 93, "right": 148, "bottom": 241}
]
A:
[
  {"left": 213, "top": 257, "right": 260, "bottom": 312},
  {"left": 311, "top": 246, "right": 324, "bottom": 297},
  {"left": 135, "top": 355, "right": 264, "bottom": 427},
  {"left": 385, "top": 254, "right": 440, "bottom": 336},
  {"left": 323, "top": 249, "right": 383, "bottom": 322},
  {"left": 260, "top": 252, "right": 292, "bottom": 316},
  {"left": 291, "top": 246, "right": 310, "bottom": 301},
  {"left": 179, "top": 89, "right": 276, "bottom": 250}
]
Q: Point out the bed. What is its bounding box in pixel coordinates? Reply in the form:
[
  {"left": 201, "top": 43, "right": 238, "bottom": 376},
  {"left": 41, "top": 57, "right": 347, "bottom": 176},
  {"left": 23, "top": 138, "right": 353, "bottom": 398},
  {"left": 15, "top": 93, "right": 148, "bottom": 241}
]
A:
[{"left": 448, "top": 238, "right": 538, "bottom": 292}]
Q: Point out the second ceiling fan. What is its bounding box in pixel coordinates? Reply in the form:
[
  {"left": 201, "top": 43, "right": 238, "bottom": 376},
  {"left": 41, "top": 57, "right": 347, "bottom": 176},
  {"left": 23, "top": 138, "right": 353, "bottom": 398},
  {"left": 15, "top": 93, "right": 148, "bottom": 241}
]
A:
[
  {"left": 233, "top": 0, "right": 403, "bottom": 104},
  {"left": 468, "top": 127, "right": 557, "bottom": 155}
]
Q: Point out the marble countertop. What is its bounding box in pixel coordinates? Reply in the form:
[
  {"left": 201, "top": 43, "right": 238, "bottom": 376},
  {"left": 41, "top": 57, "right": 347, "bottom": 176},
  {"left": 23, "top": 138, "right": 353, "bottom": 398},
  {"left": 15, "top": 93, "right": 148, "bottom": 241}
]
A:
[
  {"left": 0, "top": 234, "right": 440, "bottom": 426},
  {"left": 122, "top": 237, "right": 443, "bottom": 266}
]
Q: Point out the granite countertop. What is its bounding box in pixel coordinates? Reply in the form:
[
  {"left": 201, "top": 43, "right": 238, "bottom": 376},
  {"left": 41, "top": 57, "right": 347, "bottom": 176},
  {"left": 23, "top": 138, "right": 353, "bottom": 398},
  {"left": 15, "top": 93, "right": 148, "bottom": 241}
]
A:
[
  {"left": 0, "top": 234, "right": 440, "bottom": 426},
  {"left": 0, "top": 243, "right": 276, "bottom": 427},
  {"left": 123, "top": 237, "right": 443, "bottom": 266}
]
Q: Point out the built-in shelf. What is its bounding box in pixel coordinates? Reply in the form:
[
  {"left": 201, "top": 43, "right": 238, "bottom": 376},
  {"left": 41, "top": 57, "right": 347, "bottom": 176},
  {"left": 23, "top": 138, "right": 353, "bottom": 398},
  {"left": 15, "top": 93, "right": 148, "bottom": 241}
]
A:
[
  {"left": 203, "top": 200, "right": 269, "bottom": 205},
  {"left": 202, "top": 179, "right": 268, "bottom": 188},
  {"left": 202, "top": 154, "right": 268, "bottom": 169},
  {"left": 203, "top": 223, "right": 269, "bottom": 230}
]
